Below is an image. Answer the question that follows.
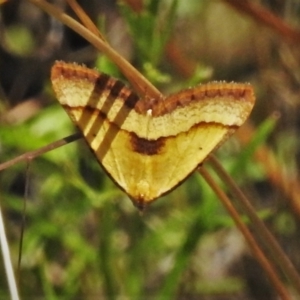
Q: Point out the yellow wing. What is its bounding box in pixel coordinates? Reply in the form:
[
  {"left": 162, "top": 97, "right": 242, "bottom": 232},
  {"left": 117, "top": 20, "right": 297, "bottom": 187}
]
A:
[{"left": 51, "top": 61, "right": 255, "bottom": 208}]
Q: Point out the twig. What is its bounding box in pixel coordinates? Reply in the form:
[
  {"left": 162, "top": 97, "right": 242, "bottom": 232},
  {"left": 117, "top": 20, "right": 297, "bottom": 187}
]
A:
[
  {"left": 223, "top": 0, "right": 300, "bottom": 43},
  {"left": 28, "top": 0, "right": 162, "bottom": 100},
  {"left": 17, "top": 159, "right": 31, "bottom": 281},
  {"left": 0, "top": 133, "right": 81, "bottom": 172},
  {"left": 208, "top": 154, "right": 300, "bottom": 296},
  {"left": 66, "top": 0, "right": 105, "bottom": 40},
  {"left": 0, "top": 201, "right": 20, "bottom": 300},
  {"left": 199, "top": 166, "right": 291, "bottom": 300}
]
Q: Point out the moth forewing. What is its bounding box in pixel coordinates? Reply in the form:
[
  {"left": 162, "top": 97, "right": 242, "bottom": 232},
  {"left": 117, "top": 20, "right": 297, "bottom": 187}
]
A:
[{"left": 51, "top": 61, "right": 255, "bottom": 208}]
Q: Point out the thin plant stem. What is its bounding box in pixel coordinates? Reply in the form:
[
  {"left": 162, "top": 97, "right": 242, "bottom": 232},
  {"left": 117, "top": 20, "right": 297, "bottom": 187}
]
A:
[
  {"left": 198, "top": 166, "right": 291, "bottom": 300},
  {"left": 66, "top": 0, "right": 105, "bottom": 40},
  {"left": 28, "top": 0, "right": 162, "bottom": 100},
  {"left": 223, "top": 0, "right": 300, "bottom": 43},
  {"left": 0, "top": 201, "right": 20, "bottom": 300},
  {"left": 0, "top": 133, "right": 81, "bottom": 172},
  {"left": 208, "top": 154, "right": 300, "bottom": 296},
  {"left": 17, "top": 159, "right": 31, "bottom": 278}
]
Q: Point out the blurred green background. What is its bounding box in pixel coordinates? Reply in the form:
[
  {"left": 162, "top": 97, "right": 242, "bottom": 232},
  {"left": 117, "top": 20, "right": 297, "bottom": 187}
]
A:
[{"left": 1, "top": 0, "right": 300, "bottom": 299}]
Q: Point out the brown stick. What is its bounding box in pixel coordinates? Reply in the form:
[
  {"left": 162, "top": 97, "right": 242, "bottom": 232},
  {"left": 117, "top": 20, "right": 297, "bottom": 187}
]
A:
[
  {"left": 28, "top": 0, "right": 162, "bottom": 100},
  {"left": 199, "top": 166, "right": 291, "bottom": 300},
  {"left": 0, "top": 133, "right": 81, "bottom": 171},
  {"left": 223, "top": 0, "right": 300, "bottom": 43},
  {"left": 208, "top": 154, "right": 300, "bottom": 296}
]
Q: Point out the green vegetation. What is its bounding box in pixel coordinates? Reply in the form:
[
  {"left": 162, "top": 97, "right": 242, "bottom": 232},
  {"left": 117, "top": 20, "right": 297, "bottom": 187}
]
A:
[{"left": 0, "top": 0, "right": 299, "bottom": 299}]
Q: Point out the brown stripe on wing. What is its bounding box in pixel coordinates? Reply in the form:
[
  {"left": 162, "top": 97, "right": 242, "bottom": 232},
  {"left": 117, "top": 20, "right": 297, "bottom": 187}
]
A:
[
  {"left": 103, "top": 75, "right": 140, "bottom": 108},
  {"left": 52, "top": 62, "right": 255, "bottom": 119},
  {"left": 51, "top": 61, "right": 105, "bottom": 86},
  {"left": 52, "top": 62, "right": 143, "bottom": 161},
  {"left": 147, "top": 82, "right": 255, "bottom": 117},
  {"left": 52, "top": 61, "right": 141, "bottom": 111},
  {"left": 129, "top": 132, "right": 166, "bottom": 155}
]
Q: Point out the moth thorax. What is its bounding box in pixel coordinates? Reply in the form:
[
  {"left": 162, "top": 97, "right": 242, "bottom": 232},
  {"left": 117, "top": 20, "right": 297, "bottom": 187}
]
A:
[{"left": 146, "top": 109, "right": 152, "bottom": 116}]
